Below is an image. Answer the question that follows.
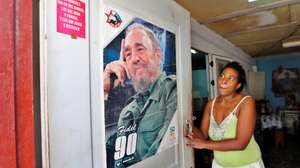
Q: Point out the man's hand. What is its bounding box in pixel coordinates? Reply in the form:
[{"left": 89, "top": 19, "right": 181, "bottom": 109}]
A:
[{"left": 103, "top": 39, "right": 129, "bottom": 99}]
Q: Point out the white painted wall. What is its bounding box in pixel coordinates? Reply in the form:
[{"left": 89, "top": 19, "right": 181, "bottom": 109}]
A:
[
  {"left": 191, "top": 18, "right": 255, "bottom": 71},
  {"left": 40, "top": 0, "right": 92, "bottom": 168},
  {"left": 41, "top": 0, "right": 193, "bottom": 168}
]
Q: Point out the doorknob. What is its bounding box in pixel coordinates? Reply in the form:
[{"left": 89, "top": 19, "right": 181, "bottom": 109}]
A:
[{"left": 210, "top": 80, "right": 215, "bottom": 86}]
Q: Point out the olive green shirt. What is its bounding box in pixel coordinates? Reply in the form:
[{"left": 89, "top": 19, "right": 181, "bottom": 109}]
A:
[{"left": 115, "top": 73, "right": 177, "bottom": 167}]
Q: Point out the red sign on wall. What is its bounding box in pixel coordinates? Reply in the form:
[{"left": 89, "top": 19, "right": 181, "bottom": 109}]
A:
[{"left": 57, "top": 0, "right": 85, "bottom": 38}]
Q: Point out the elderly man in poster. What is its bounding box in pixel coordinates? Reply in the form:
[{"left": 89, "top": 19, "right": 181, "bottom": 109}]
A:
[{"left": 104, "top": 23, "right": 177, "bottom": 167}]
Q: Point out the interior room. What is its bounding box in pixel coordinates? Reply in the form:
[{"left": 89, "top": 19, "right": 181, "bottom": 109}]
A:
[{"left": 176, "top": 0, "right": 300, "bottom": 167}]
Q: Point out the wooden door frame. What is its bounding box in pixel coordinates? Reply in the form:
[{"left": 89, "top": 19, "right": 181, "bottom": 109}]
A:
[{"left": 0, "top": 0, "right": 36, "bottom": 167}]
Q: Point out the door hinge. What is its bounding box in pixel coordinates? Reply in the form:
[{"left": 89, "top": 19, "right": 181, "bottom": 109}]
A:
[
  {"left": 209, "top": 61, "right": 214, "bottom": 67},
  {"left": 210, "top": 80, "right": 215, "bottom": 86}
]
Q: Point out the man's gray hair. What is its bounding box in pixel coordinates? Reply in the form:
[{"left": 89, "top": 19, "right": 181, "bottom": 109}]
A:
[{"left": 125, "top": 23, "right": 161, "bottom": 50}]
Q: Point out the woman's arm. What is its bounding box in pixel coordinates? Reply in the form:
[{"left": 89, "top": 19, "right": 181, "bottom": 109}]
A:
[{"left": 186, "top": 97, "right": 256, "bottom": 151}]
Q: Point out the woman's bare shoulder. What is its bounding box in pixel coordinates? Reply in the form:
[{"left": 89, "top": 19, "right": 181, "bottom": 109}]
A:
[
  {"left": 240, "top": 95, "right": 255, "bottom": 108},
  {"left": 243, "top": 95, "right": 255, "bottom": 103}
]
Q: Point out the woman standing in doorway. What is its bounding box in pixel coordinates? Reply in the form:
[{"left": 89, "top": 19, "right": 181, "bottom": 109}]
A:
[{"left": 186, "top": 61, "right": 264, "bottom": 168}]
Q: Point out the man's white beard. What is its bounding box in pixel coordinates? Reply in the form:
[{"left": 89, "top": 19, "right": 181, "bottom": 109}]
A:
[
  {"left": 131, "top": 65, "right": 160, "bottom": 93},
  {"left": 132, "top": 78, "right": 153, "bottom": 93}
]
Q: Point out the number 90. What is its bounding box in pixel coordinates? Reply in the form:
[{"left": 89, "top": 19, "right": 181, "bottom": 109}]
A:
[{"left": 114, "top": 133, "right": 137, "bottom": 160}]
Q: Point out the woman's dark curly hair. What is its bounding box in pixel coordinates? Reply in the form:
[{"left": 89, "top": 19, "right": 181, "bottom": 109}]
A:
[{"left": 220, "top": 61, "right": 247, "bottom": 93}]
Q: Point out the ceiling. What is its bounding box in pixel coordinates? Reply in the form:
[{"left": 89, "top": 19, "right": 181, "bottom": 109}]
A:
[{"left": 175, "top": 0, "right": 300, "bottom": 57}]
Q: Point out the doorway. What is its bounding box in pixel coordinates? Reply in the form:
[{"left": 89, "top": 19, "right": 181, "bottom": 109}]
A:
[{"left": 191, "top": 48, "right": 212, "bottom": 168}]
